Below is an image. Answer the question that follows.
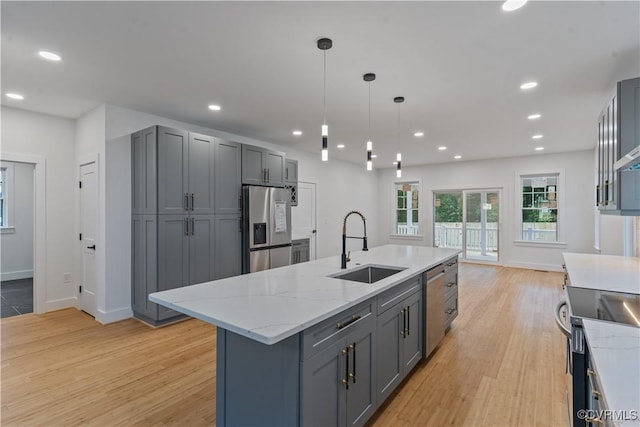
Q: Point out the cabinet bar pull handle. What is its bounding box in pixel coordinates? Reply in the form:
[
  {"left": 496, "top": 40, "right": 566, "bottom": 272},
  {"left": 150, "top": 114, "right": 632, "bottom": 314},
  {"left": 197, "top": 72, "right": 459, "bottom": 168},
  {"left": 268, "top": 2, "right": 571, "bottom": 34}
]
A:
[
  {"left": 184, "top": 218, "right": 189, "bottom": 236},
  {"left": 336, "top": 315, "right": 361, "bottom": 330},
  {"left": 446, "top": 308, "right": 455, "bottom": 315},
  {"left": 190, "top": 193, "right": 194, "bottom": 211},
  {"left": 401, "top": 309, "right": 406, "bottom": 338},
  {"left": 350, "top": 342, "right": 356, "bottom": 383},
  {"left": 446, "top": 282, "right": 455, "bottom": 287},
  {"left": 184, "top": 193, "right": 189, "bottom": 210},
  {"left": 604, "top": 181, "right": 609, "bottom": 205},
  {"left": 343, "top": 347, "right": 349, "bottom": 390},
  {"left": 585, "top": 417, "right": 603, "bottom": 425},
  {"left": 406, "top": 305, "right": 410, "bottom": 336},
  {"left": 267, "top": 168, "right": 270, "bottom": 182},
  {"left": 596, "top": 185, "right": 600, "bottom": 206},
  {"left": 587, "top": 368, "right": 596, "bottom": 377},
  {"left": 190, "top": 217, "right": 195, "bottom": 235}
]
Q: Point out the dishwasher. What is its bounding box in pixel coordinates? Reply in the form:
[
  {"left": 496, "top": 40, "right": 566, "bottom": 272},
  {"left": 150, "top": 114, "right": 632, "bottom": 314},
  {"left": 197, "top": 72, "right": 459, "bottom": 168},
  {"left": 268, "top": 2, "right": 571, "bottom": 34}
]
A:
[{"left": 424, "top": 259, "right": 457, "bottom": 357}]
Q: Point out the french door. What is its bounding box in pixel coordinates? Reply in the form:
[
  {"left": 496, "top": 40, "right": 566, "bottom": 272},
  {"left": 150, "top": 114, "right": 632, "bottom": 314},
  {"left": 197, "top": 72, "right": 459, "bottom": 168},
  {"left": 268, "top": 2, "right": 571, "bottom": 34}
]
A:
[{"left": 433, "top": 189, "right": 500, "bottom": 263}]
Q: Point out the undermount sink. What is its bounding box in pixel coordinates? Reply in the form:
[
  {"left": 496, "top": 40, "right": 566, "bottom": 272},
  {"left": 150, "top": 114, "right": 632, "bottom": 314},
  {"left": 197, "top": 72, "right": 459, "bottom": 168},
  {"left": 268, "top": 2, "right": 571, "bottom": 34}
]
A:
[{"left": 330, "top": 265, "right": 407, "bottom": 284}]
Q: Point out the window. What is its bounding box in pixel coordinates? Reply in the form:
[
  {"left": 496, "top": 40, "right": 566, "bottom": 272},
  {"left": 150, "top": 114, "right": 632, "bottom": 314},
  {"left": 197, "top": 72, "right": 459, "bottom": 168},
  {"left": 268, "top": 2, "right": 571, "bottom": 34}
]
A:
[
  {"left": 395, "top": 182, "right": 420, "bottom": 235},
  {"left": 520, "top": 174, "right": 558, "bottom": 242}
]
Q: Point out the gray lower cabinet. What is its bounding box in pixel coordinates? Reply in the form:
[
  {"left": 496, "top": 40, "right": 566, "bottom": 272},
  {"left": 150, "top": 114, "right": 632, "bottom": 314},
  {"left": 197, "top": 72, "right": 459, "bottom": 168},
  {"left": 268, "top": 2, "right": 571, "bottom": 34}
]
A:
[
  {"left": 241, "top": 144, "right": 286, "bottom": 187},
  {"left": 376, "top": 289, "right": 422, "bottom": 403},
  {"left": 131, "top": 215, "right": 157, "bottom": 319},
  {"left": 213, "top": 214, "right": 242, "bottom": 279},
  {"left": 292, "top": 238, "right": 310, "bottom": 264},
  {"left": 301, "top": 315, "right": 376, "bottom": 427}
]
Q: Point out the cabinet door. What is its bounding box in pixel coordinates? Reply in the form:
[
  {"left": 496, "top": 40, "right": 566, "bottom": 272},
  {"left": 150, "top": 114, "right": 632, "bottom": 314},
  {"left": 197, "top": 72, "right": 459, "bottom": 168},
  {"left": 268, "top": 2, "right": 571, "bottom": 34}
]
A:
[
  {"left": 131, "top": 214, "right": 157, "bottom": 319},
  {"left": 401, "top": 291, "right": 423, "bottom": 375},
  {"left": 157, "top": 215, "right": 189, "bottom": 320},
  {"left": 189, "top": 215, "right": 215, "bottom": 285},
  {"left": 131, "top": 127, "right": 157, "bottom": 215},
  {"left": 188, "top": 132, "right": 215, "bottom": 215},
  {"left": 285, "top": 159, "right": 298, "bottom": 183},
  {"left": 158, "top": 127, "right": 189, "bottom": 214},
  {"left": 214, "top": 214, "right": 242, "bottom": 279},
  {"left": 242, "top": 144, "right": 266, "bottom": 185},
  {"left": 266, "top": 150, "right": 286, "bottom": 187},
  {"left": 300, "top": 339, "right": 346, "bottom": 427},
  {"left": 215, "top": 140, "right": 242, "bottom": 214},
  {"left": 376, "top": 303, "right": 403, "bottom": 403},
  {"left": 345, "top": 323, "right": 376, "bottom": 427}
]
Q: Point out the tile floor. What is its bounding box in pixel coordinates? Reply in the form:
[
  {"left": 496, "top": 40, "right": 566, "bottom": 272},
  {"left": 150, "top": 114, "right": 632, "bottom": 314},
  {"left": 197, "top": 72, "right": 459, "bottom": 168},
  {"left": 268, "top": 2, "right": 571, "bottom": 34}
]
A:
[{"left": 1, "top": 278, "right": 33, "bottom": 318}]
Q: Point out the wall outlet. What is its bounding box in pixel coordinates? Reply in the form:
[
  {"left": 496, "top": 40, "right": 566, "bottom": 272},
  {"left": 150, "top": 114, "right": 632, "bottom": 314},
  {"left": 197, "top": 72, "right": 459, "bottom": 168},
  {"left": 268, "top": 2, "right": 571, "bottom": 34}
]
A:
[{"left": 64, "top": 272, "right": 71, "bottom": 283}]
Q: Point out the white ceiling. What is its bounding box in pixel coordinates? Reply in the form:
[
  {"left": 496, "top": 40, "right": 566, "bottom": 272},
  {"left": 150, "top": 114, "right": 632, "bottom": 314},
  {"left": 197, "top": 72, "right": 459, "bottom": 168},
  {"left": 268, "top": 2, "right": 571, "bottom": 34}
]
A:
[{"left": 2, "top": 1, "right": 639, "bottom": 167}]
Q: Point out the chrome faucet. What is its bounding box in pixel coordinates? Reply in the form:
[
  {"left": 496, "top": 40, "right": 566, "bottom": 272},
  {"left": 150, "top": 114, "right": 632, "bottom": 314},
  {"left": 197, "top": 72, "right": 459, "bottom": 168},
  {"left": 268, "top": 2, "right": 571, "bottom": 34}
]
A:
[{"left": 341, "top": 211, "right": 368, "bottom": 269}]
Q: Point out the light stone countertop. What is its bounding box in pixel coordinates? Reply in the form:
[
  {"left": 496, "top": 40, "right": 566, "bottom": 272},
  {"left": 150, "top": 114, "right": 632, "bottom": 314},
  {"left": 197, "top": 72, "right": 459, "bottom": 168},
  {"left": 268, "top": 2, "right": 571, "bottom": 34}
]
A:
[
  {"left": 563, "top": 252, "right": 640, "bottom": 294},
  {"left": 150, "top": 244, "right": 459, "bottom": 345},
  {"left": 581, "top": 319, "right": 640, "bottom": 426}
]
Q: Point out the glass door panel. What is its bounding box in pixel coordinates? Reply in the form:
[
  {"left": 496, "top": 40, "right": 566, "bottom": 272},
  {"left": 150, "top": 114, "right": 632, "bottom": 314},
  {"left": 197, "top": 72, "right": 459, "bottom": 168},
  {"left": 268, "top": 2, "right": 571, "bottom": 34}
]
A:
[
  {"left": 464, "top": 191, "right": 499, "bottom": 262},
  {"left": 433, "top": 192, "right": 463, "bottom": 252}
]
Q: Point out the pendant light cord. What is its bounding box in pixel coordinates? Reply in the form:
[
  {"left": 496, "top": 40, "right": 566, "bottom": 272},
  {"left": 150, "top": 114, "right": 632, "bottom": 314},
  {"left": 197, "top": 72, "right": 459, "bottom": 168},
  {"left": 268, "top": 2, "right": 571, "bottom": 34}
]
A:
[
  {"left": 323, "top": 51, "right": 327, "bottom": 126},
  {"left": 368, "top": 82, "right": 371, "bottom": 140}
]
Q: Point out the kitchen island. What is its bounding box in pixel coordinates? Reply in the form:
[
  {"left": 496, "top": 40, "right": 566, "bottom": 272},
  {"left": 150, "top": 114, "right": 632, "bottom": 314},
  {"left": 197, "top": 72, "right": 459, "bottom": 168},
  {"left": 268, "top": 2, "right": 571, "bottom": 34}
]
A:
[{"left": 150, "top": 244, "right": 460, "bottom": 426}]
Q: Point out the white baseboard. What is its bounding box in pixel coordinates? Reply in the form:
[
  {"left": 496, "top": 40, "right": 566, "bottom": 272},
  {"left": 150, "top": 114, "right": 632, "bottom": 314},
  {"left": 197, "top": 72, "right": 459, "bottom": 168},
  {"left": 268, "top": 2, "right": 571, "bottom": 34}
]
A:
[
  {"left": 504, "top": 261, "right": 563, "bottom": 272},
  {"left": 1, "top": 269, "right": 33, "bottom": 282},
  {"left": 96, "top": 306, "right": 133, "bottom": 324},
  {"left": 44, "top": 297, "right": 76, "bottom": 313}
]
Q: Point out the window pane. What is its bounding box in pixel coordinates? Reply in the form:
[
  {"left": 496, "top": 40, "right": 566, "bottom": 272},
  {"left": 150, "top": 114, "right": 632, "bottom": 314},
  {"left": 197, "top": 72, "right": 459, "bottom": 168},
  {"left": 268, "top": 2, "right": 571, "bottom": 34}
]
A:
[
  {"left": 397, "top": 210, "right": 407, "bottom": 224},
  {"left": 521, "top": 173, "right": 559, "bottom": 242},
  {"left": 434, "top": 193, "right": 462, "bottom": 223},
  {"left": 412, "top": 209, "right": 419, "bottom": 223}
]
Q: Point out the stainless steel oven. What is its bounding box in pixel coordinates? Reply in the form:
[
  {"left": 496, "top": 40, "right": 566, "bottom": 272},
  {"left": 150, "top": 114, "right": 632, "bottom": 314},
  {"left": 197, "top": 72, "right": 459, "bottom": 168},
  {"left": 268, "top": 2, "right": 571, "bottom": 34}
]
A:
[{"left": 555, "top": 287, "right": 640, "bottom": 426}]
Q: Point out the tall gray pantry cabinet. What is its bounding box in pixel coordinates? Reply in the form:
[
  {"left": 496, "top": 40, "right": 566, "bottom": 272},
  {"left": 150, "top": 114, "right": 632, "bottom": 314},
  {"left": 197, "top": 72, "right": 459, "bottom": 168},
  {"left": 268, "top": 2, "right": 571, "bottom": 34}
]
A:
[{"left": 131, "top": 126, "right": 242, "bottom": 325}]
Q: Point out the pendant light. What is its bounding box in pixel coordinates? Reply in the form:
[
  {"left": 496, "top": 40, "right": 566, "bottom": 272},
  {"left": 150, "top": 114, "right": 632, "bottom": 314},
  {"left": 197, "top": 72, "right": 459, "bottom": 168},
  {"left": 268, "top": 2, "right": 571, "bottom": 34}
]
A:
[
  {"left": 317, "top": 38, "right": 332, "bottom": 161},
  {"left": 364, "top": 73, "right": 376, "bottom": 171},
  {"left": 394, "top": 96, "right": 405, "bottom": 178}
]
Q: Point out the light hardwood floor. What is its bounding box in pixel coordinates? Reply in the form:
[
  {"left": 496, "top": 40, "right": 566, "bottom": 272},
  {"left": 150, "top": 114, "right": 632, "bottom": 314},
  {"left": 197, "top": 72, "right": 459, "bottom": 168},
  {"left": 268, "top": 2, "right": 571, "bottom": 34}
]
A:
[{"left": 1, "top": 264, "right": 568, "bottom": 426}]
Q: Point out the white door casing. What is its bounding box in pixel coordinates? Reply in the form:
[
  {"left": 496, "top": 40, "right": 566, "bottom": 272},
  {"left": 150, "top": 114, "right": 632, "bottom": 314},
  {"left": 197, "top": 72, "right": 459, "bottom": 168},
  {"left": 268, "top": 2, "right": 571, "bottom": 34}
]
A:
[
  {"left": 79, "top": 162, "right": 97, "bottom": 316},
  {"left": 292, "top": 181, "right": 317, "bottom": 260}
]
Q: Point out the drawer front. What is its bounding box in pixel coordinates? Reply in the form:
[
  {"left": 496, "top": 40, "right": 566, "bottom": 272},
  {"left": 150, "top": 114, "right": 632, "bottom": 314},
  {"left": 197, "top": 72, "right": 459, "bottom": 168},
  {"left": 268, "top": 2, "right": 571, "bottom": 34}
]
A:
[
  {"left": 377, "top": 275, "right": 422, "bottom": 315},
  {"left": 444, "top": 294, "right": 458, "bottom": 327},
  {"left": 425, "top": 256, "right": 458, "bottom": 281},
  {"left": 301, "top": 299, "right": 374, "bottom": 360},
  {"left": 444, "top": 268, "right": 458, "bottom": 301}
]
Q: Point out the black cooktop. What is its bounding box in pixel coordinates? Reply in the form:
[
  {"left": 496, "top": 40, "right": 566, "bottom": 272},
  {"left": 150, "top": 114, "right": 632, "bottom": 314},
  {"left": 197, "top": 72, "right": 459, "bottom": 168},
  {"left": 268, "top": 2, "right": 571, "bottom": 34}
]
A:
[{"left": 566, "top": 286, "right": 640, "bottom": 328}]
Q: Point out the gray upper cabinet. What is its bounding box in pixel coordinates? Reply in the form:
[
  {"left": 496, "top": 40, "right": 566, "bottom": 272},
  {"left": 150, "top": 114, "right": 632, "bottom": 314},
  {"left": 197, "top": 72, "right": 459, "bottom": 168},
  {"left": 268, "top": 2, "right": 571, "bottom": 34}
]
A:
[
  {"left": 241, "top": 144, "right": 286, "bottom": 187},
  {"left": 285, "top": 159, "right": 298, "bottom": 183},
  {"left": 132, "top": 127, "right": 158, "bottom": 215},
  {"left": 597, "top": 77, "right": 640, "bottom": 215},
  {"left": 188, "top": 133, "right": 216, "bottom": 215},
  {"left": 215, "top": 140, "right": 242, "bottom": 215},
  {"left": 156, "top": 127, "right": 215, "bottom": 215}
]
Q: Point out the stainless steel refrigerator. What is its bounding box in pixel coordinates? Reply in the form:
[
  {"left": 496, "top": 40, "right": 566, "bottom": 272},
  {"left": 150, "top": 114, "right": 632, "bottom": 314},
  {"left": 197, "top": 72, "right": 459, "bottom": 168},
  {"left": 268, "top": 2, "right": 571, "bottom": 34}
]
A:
[{"left": 242, "top": 186, "right": 292, "bottom": 273}]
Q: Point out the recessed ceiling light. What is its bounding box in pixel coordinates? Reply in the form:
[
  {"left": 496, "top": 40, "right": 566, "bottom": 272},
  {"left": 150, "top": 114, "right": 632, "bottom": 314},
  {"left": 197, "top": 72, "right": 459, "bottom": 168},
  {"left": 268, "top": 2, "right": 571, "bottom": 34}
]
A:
[
  {"left": 38, "top": 50, "right": 61, "bottom": 61},
  {"left": 502, "top": 0, "right": 528, "bottom": 12},
  {"left": 528, "top": 113, "right": 541, "bottom": 120},
  {"left": 5, "top": 92, "right": 24, "bottom": 100},
  {"left": 414, "top": 131, "right": 424, "bottom": 137},
  {"left": 438, "top": 146, "right": 447, "bottom": 151},
  {"left": 454, "top": 155, "right": 462, "bottom": 160},
  {"left": 535, "top": 146, "right": 545, "bottom": 151},
  {"left": 371, "top": 154, "right": 377, "bottom": 158},
  {"left": 292, "top": 130, "right": 303, "bottom": 136},
  {"left": 532, "top": 134, "right": 544, "bottom": 140},
  {"left": 393, "top": 161, "right": 398, "bottom": 165},
  {"left": 208, "top": 104, "right": 221, "bottom": 111},
  {"left": 337, "top": 144, "right": 345, "bottom": 149},
  {"left": 520, "top": 81, "right": 538, "bottom": 90}
]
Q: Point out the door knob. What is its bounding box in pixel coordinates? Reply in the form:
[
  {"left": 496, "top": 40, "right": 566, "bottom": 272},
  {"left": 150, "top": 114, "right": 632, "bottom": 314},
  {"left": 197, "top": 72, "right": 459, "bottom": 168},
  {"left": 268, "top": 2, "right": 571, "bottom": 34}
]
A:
[{"left": 87, "top": 245, "right": 96, "bottom": 250}]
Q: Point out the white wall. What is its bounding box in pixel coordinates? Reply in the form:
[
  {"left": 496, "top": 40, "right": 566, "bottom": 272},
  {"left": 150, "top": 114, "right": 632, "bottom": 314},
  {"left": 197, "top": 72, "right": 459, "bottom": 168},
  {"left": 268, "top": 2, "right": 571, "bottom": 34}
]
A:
[
  {"left": 1, "top": 106, "right": 77, "bottom": 310},
  {"left": 377, "top": 150, "right": 596, "bottom": 271},
  {"left": 0, "top": 161, "right": 34, "bottom": 281},
  {"left": 103, "top": 104, "right": 379, "bottom": 321}
]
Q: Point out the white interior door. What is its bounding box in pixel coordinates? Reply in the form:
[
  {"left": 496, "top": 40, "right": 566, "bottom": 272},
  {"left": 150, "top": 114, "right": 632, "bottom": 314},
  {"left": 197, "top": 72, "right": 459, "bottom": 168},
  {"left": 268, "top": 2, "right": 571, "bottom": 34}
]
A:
[
  {"left": 292, "top": 181, "right": 317, "bottom": 260},
  {"left": 79, "top": 162, "right": 97, "bottom": 316}
]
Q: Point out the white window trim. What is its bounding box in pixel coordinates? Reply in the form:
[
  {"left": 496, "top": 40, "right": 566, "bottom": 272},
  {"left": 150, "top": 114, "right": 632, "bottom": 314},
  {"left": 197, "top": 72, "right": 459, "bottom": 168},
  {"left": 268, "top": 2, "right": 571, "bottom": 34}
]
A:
[
  {"left": 0, "top": 161, "right": 15, "bottom": 230},
  {"left": 391, "top": 178, "right": 423, "bottom": 237},
  {"left": 514, "top": 169, "right": 566, "bottom": 245}
]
